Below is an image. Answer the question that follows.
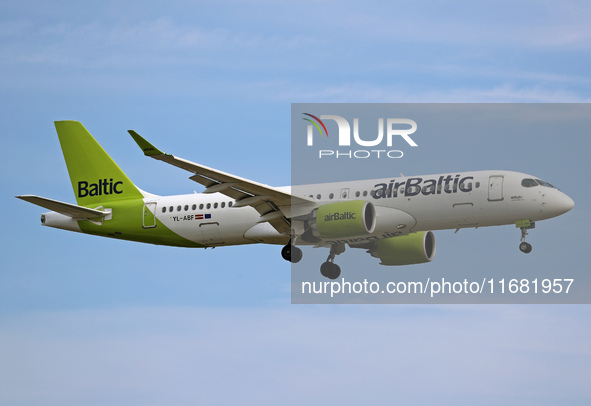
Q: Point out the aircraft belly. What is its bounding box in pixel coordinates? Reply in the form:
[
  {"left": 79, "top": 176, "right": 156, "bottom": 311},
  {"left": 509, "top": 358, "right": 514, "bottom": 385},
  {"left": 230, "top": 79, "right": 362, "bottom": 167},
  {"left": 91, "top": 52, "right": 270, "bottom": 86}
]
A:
[
  {"left": 157, "top": 209, "right": 258, "bottom": 246},
  {"left": 244, "top": 222, "right": 289, "bottom": 245}
]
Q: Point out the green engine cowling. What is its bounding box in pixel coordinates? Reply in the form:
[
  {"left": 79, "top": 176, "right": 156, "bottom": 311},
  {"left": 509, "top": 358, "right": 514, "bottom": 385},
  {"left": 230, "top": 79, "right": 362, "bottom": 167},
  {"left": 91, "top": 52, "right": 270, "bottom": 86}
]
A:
[
  {"left": 311, "top": 200, "right": 376, "bottom": 238},
  {"left": 372, "top": 231, "right": 436, "bottom": 265}
]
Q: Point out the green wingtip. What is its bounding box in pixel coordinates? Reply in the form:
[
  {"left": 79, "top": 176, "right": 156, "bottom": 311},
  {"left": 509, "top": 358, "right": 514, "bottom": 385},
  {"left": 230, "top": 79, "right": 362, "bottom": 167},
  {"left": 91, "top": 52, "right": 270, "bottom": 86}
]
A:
[{"left": 128, "top": 130, "right": 164, "bottom": 156}]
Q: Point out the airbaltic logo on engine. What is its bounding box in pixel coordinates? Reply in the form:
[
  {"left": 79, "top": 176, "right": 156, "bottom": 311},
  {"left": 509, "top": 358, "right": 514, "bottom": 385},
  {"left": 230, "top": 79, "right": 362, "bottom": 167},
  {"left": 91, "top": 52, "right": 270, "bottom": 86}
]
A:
[
  {"left": 78, "top": 178, "right": 123, "bottom": 198},
  {"left": 324, "top": 211, "right": 356, "bottom": 221},
  {"left": 303, "top": 113, "right": 418, "bottom": 159}
]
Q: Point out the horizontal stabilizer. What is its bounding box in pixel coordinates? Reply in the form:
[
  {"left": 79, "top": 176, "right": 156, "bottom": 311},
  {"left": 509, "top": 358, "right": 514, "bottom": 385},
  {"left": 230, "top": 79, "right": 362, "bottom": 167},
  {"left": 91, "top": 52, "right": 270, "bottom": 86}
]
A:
[{"left": 16, "top": 195, "right": 108, "bottom": 219}]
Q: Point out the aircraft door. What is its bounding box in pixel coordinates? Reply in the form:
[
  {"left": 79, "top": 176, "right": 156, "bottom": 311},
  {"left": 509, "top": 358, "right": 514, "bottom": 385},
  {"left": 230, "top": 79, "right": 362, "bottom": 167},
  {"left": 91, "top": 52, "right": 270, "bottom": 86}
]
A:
[
  {"left": 452, "top": 202, "right": 477, "bottom": 227},
  {"left": 143, "top": 203, "right": 157, "bottom": 228},
  {"left": 199, "top": 222, "right": 224, "bottom": 245},
  {"left": 488, "top": 176, "right": 504, "bottom": 201}
]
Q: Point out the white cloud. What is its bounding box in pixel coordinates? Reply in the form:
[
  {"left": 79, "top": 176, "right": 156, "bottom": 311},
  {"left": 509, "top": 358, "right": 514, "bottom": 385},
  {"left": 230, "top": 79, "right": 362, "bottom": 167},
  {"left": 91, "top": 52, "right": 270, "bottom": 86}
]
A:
[
  {"left": 274, "top": 81, "right": 591, "bottom": 103},
  {"left": 312, "top": 0, "right": 591, "bottom": 50}
]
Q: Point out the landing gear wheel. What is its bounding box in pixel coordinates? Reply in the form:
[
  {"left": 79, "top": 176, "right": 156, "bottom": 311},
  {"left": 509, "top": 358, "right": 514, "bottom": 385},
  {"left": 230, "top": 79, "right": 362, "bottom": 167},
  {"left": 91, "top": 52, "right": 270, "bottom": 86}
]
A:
[
  {"left": 517, "top": 220, "right": 535, "bottom": 254},
  {"left": 281, "top": 244, "right": 291, "bottom": 261},
  {"left": 519, "top": 242, "right": 532, "bottom": 253},
  {"left": 319, "top": 243, "right": 345, "bottom": 279},
  {"left": 281, "top": 244, "right": 303, "bottom": 263},
  {"left": 291, "top": 246, "right": 303, "bottom": 263},
  {"left": 320, "top": 262, "right": 341, "bottom": 280}
]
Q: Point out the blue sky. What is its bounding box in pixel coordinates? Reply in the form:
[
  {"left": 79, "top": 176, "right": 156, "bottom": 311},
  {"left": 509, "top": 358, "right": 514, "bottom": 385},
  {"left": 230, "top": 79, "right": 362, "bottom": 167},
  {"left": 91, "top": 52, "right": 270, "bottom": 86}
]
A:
[{"left": 1, "top": 1, "right": 591, "bottom": 405}]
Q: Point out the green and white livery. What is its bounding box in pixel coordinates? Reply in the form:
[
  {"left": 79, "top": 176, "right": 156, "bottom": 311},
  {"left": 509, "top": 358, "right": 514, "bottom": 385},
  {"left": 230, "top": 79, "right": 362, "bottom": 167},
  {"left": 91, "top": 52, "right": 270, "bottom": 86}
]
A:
[{"left": 17, "top": 121, "right": 574, "bottom": 279}]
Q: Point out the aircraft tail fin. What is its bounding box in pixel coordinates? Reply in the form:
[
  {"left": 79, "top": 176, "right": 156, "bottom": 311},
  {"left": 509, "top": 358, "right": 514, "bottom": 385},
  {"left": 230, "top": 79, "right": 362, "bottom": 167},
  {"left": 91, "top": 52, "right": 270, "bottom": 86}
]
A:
[{"left": 54, "top": 121, "right": 144, "bottom": 206}]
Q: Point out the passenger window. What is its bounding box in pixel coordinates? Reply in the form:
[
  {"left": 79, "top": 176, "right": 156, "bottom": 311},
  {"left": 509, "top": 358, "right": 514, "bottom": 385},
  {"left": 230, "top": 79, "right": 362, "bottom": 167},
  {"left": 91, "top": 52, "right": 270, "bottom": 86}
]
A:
[
  {"left": 169, "top": 206, "right": 173, "bottom": 212},
  {"left": 177, "top": 205, "right": 181, "bottom": 212},
  {"left": 206, "top": 203, "right": 211, "bottom": 209},
  {"left": 355, "top": 191, "right": 360, "bottom": 197},
  {"left": 221, "top": 202, "right": 225, "bottom": 208},
  {"left": 329, "top": 193, "right": 334, "bottom": 200},
  {"left": 363, "top": 191, "right": 368, "bottom": 197},
  {"left": 162, "top": 207, "right": 167, "bottom": 213},
  {"left": 192, "top": 204, "right": 197, "bottom": 210},
  {"left": 184, "top": 205, "right": 189, "bottom": 211},
  {"left": 199, "top": 204, "right": 204, "bottom": 210},
  {"left": 475, "top": 182, "right": 480, "bottom": 188},
  {"left": 214, "top": 203, "right": 218, "bottom": 209},
  {"left": 316, "top": 194, "right": 321, "bottom": 199},
  {"left": 229, "top": 201, "right": 233, "bottom": 207}
]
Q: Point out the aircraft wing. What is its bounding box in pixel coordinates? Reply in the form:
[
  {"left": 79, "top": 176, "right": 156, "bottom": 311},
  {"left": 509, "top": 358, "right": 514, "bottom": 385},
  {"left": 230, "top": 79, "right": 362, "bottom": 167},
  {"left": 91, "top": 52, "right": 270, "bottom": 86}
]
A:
[
  {"left": 129, "top": 130, "right": 312, "bottom": 234},
  {"left": 16, "top": 195, "right": 108, "bottom": 219}
]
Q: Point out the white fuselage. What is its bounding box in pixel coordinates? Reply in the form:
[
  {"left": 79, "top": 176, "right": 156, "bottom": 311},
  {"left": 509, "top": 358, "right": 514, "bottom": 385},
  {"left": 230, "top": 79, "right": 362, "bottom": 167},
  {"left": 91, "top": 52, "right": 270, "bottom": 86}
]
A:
[{"left": 115, "top": 170, "right": 573, "bottom": 248}]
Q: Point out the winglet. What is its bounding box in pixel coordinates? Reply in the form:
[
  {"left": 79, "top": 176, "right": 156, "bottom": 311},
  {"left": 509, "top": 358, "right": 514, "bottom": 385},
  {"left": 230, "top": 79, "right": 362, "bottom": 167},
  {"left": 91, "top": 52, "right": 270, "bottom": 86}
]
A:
[{"left": 128, "top": 130, "right": 165, "bottom": 156}]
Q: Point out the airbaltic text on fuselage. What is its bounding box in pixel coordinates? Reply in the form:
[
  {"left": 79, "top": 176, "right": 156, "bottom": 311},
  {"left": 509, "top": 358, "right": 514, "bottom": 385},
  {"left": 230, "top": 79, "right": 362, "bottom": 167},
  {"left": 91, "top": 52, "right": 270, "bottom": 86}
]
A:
[
  {"left": 372, "top": 175, "right": 474, "bottom": 198},
  {"left": 78, "top": 179, "right": 123, "bottom": 198}
]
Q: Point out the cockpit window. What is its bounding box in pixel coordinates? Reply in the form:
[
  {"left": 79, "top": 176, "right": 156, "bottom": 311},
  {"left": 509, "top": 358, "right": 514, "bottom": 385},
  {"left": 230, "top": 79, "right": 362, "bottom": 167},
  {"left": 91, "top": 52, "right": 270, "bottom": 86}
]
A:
[
  {"left": 536, "top": 179, "right": 556, "bottom": 189},
  {"left": 521, "top": 178, "right": 538, "bottom": 188},
  {"left": 522, "top": 178, "right": 557, "bottom": 189}
]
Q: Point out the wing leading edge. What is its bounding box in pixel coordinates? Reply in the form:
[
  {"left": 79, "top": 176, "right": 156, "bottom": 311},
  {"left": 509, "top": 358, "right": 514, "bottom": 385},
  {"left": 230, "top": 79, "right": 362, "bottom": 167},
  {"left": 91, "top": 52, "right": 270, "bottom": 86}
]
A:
[{"left": 128, "top": 130, "right": 311, "bottom": 234}]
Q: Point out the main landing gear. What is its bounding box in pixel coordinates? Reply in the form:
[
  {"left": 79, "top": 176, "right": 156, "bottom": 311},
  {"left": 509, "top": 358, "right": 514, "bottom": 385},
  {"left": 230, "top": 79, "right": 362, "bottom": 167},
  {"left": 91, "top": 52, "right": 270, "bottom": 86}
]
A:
[
  {"left": 281, "top": 239, "right": 345, "bottom": 280},
  {"left": 516, "top": 220, "right": 535, "bottom": 254},
  {"left": 281, "top": 240, "right": 303, "bottom": 263},
  {"left": 320, "top": 243, "right": 345, "bottom": 280}
]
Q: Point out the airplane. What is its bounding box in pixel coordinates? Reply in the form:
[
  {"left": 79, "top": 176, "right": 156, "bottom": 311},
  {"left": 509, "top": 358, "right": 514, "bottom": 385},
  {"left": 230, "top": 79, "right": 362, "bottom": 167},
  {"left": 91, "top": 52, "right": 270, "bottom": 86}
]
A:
[{"left": 17, "top": 121, "right": 574, "bottom": 279}]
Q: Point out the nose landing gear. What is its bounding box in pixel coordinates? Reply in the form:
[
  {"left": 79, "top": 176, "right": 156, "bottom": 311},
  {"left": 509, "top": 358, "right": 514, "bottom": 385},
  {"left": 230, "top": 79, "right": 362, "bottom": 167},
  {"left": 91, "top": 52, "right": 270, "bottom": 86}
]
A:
[
  {"left": 516, "top": 219, "right": 535, "bottom": 254},
  {"left": 519, "top": 241, "right": 532, "bottom": 254}
]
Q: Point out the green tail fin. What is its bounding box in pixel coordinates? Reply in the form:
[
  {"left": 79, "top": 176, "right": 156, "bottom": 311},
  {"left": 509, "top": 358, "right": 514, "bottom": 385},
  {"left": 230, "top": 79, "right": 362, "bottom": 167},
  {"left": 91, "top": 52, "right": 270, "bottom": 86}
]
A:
[{"left": 55, "top": 121, "right": 144, "bottom": 206}]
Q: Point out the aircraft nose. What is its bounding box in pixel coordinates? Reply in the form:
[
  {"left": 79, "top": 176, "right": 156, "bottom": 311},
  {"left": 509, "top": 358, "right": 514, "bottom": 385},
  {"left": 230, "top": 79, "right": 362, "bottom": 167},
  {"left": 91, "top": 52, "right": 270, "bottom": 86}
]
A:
[{"left": 554, "top": 192, "right": 575, "bottom": 215}]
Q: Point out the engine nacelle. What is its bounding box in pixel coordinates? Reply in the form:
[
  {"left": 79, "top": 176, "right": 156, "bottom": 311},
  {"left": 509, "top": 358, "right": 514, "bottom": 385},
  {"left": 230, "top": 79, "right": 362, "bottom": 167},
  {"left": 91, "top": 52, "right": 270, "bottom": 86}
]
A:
[
  {"left": 371, "top": 231, "right": 436, "bottom": 265},
  {"left": 310, "top": 200, "right": 376, "bottom": 238}
]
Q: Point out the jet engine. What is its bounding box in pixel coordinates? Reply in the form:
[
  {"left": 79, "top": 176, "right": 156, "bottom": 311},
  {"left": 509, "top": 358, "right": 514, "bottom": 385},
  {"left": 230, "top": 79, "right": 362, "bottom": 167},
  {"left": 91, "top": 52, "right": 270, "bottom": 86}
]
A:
[
  {"left": 309, "top": 200, "right": 376, "bottom": 238},
  {"left": 370, "top": 231, "right": 436, "bottom": 265}
]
